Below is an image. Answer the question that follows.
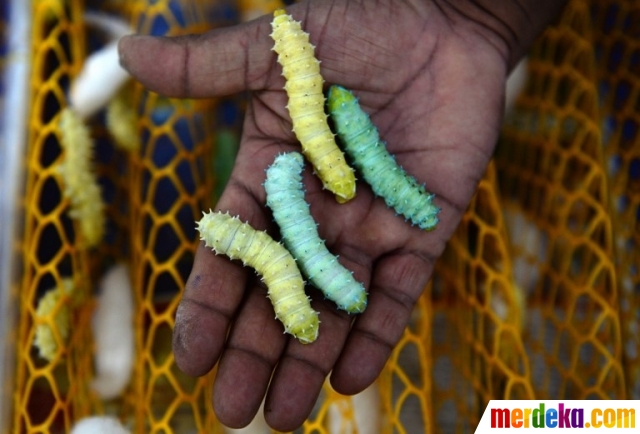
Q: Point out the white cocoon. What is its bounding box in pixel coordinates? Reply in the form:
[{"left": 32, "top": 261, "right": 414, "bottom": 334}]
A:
[
  {"left": 83, "top": 12, "right": 133, "bottom": 41},
  {"left": 327, "top": 382, "right": 381, "bottom": 434},
  {"left": 71, "top": 416, "right": 130, "bottom": 434},
  {"left": 70, "top": 40, "right": 131, "bottom": 120},
  {"left": 505, "top": 57, "right": 528, "bottom": 114},
  {"left": 91, "top": 263, "right": 134, "bottom": 399}
]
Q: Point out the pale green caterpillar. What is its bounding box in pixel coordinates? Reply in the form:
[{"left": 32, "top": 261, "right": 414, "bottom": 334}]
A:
[
  {"left": 270, "top": 9, "right": 356, "bottom": 203},
  {"left": 264, "top": 152, "right": 367, "bottom": 313},
  {"left": 197, "top": 211, "right": 319, "bottom": 344},
  {"left": 327, "top": 85, "right": 440, "bottom": 230}
]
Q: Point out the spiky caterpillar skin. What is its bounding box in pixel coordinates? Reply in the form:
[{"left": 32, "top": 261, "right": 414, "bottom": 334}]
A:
[
  {"left": 59, "top": 108, "right": 106, "bottom": 247},
  {"left": 34, "top": 279, "right": 74, "bottom": 362},
  {"left": 106, "top": 87, "right": 140, "bottom": 152},
  {"left": 270, "top": 9, "right": 356, "bottom": 203},
  {"left": 327, "top": 85, "right": 440, "bottom": 230},
  {"left": 264, "top": 152, "right": 367, "bottom": 313},
  {"left": 197, "top": 211, "right": 319, "bottom": 344}
]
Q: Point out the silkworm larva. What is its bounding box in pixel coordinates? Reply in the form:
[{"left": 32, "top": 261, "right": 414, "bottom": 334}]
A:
[
  {"left": 58, "top": 107, "right": 106, "bottom": 247},
  {"left": 327, "top": 85, "right": 440, "bottom": 230},
  {"left": 34, "top": 279, "right": 74, "bottom": 362},
  {"left": 270, "top": 9, "right": 356, "bottom": 203},
  {"left": 197, "top": 210, "right": 319, "bottom": 343},
  {"left": 264, "top": 152, "right": 367, "bottom": 313}
]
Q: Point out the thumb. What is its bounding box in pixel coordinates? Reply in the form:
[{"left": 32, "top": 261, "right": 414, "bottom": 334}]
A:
[{"left": 117, "top": 16, "right": 275, "bottom": 98}]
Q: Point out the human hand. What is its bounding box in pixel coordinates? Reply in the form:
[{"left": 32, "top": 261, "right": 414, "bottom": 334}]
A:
[{"left": 117, "top": 0, "right": 563, "bottom": 430}]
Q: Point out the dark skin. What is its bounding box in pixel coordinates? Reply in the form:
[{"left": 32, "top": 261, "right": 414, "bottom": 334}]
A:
[{"left": 118, "top": 0, "right": 566, "bottom": 430}]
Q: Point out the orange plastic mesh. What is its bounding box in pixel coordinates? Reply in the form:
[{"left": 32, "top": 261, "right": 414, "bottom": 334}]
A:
[
  {"left": 4, "top": 0, "right": 638, "bottom": 433},
  {"left": 431, "top": 161, "right": 533, "bottom": 432},
  {"left": 589, "top": 0, "right": 640, "bottom": 399},
  {"left": 11, "top": 2, "right": 100, "bottom": 433},
  {"left": 497, "top": 0, "right": 627, "bottom": 401}
]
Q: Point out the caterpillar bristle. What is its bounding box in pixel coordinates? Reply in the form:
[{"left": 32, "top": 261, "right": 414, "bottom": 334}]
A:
[
  {"left": 327, "top": 85, "right": 441, "bottom": 231},
  {"left": 197, "top": 211, "right": 319, "bottom": 343},
  {"left": 270, "top": 9, "right": 356, "bottom": 203},
  {"left": 265, "top": 152, "right": 367, "bottom": 313}
]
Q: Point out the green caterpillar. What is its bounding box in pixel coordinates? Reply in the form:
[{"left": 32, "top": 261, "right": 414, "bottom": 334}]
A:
[
  {"left": 264, "top": 152, "right": 367, "bottom": 313},
  {"left": 327, "top": 85, "right": 440, "bottom": 230},
  {"left": 197, "top": 211, "right": 319, "bottom": 344},
  {"left": 270, "top": 9, "right": 356, "bottom": 203}
]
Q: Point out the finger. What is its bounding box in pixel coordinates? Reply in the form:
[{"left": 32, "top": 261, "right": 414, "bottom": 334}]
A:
[
  {"left": 212, "top": 284, "right": 288, "bottom": 428},
  {"left": 263, "top": 298, "right": 354, "bottom": 432},
  {"left": 173, "top": 182, "right": 270, "bottom": 376},
  {"left": 173, "top": 242, "right": 248, "bottom": 376},
  {"left": 329, "top": 251, "right": 433, "bottom": 395},
  {"left": 117, "top": 16, "right": 276, "bottom": 98}
]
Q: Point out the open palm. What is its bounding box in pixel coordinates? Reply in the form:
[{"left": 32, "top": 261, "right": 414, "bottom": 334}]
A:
[{"left": 119, "top": 0, "right": 512, "bottom": 430}]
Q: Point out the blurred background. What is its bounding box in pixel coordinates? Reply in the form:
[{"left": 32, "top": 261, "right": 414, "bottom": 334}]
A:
[{"left": 0, "top": 0, "right": 637, "bottom": 433}]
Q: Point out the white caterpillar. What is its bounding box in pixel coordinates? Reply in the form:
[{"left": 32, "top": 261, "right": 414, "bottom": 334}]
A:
[
  {"left": 327, "top": 85, "right": 440, "bottom": 230},
  {"left": 270, "top": 9, "right": 356, "bottom": 203},
  {"left": 264, "top": 152, "right": 367, "bottom": 313},
  {"left": 197, "top": 211, "right": 319, "bottom": 344}
]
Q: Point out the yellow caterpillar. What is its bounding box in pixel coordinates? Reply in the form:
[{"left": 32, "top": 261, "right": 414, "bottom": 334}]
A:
[
  {"left": 197, "top": 210, "right": 319, "bottom": 344},
  {"left": 58, "top": 108, "right": 105, "bottom": 247},
  {"left": 106, "top": 86, "right": 140, "bottom": 152},
  {"left": 270, "top": 9, "right": 356, "bottom": 203},
  {"left": 34, "top": 279, "right": 74, "bottom": 362}
]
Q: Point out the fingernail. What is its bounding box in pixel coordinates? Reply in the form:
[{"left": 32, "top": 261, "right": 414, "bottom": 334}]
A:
[
  {"left": 117, "top": 34, "right": 150, "bottom": 70},
  {"left": 117, "top": 34, "right": 133, "bottom": 69}
]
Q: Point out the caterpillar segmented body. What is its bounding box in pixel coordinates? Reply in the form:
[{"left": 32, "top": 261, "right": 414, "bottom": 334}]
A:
[
  {"left": 197, "top": 211, "right": 319, "bottom": 344},
  {"left": 34, "top": 279, "right": 74, "bottom": 362},
  {"left": 270, "top": 9, "right": 356, "bottom": 203},
  {"left": 264, "top": 152, "right": 367, "bottom": 313},
  {"left": 327, "top": 85, "right": 440, "bottom": 230},
  {"left": 59, "top": 108, "right": 106, "bottom": 247},
  {"left": 106, "top": 86, "right": 140, "bottom": 152}
]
